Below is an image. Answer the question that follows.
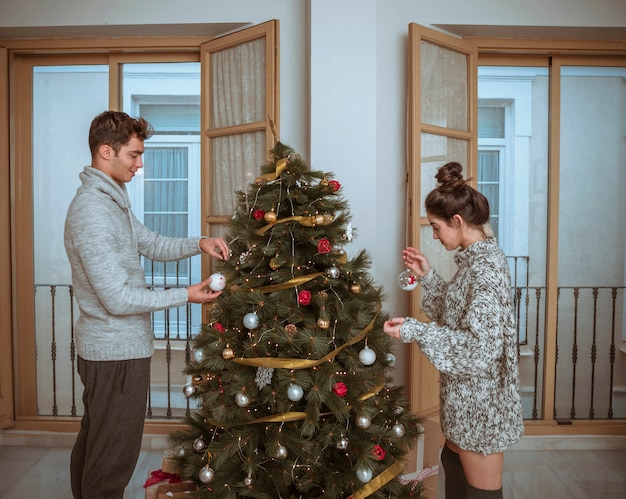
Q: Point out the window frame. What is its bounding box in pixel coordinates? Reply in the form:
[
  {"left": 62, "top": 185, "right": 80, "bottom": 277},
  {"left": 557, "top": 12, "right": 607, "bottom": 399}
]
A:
[
  {"left": 3, "top": 25, "right": 279, "bottom": 431},
  {"left": 408, "top": 30, "right": 626, "bottom": 437}
]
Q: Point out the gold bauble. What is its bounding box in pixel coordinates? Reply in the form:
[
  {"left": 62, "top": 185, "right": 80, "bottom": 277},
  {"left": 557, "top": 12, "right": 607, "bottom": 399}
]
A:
[
  {"left": 317, "top": 318, "right": 330, "bottom": 329},
  {"left": 264, "top": 211, "right": 277, "bottom": 223},
  {"left": 350, "top": 282, "right": 362, "bottom": 294},
  {"left": 335, "top": 249, "right": 348, "bottom": 263},
  {"left": 221, "top": 346, "right": 235, "bottom": 359},
  {"left": 269, "top": 256, "right": 285, "bottom": 270},
  {"left": 313, "top": 214, "right": 325, "bottom": 226}
]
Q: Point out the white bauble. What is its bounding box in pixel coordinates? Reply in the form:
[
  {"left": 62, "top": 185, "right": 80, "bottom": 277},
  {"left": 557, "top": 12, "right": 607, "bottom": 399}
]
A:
[
  {"left": 355, "top": 465, "right": 373, "bottom": 483},
  {"left": 208, "top": 272, "right": 226, "bottom": 291},
  {"left": 192, "top": 348, "right": 204, "bottom": 363},
  {"left": 287, "top": 383, "right": 304, "bottom": 402},
  {"left": 243, "top": 312, "right": 260, "bottom": 329},
  {"left": 358, "top": 346, "right": 377, "bottom": 366}
]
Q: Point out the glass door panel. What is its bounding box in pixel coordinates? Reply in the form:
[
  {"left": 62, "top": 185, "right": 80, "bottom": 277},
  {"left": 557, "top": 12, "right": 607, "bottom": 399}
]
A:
[
  {"left": 555, "top": 65, "right": 626, "bottom": 420},
  {"left": 33, "top": 65, "right": 108, "bottom": 416},
  {"left": 122, "top": 62, "right": 203, "bottom": 416},
  {"left": 478, "top": 64, "right": 549, "bottom": 420}
]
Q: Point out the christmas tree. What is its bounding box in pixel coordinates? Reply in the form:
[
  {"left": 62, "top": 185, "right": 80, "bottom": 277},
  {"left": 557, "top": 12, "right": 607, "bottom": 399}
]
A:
[{"left": 171, "top": 142, "right": 423, "bottom": 498}]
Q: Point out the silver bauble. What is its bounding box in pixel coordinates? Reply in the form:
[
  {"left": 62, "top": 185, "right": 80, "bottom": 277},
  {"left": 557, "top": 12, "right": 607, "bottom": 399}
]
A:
[
  {"left": 336, "top": 437, "right": 349, "bottom": 450},
  {"left": 235, "top": 391, "right": 250, "bottom": 407},
  {"left": 326, "top": 266, "right": 340, "bottom": 279},
  {"left": 182, "top": 383, "right": 196, "bottom": 398},
  {"left": 355, "top": 415, "right": 371, "bottom": 429},
  {"left": 355, "top": 465, "right": 373, "bottom": 483},
  {"left": 386, "top": 352, "right": 396, "bottom": 367},
  {"left": 287, "top": 383, "right": 304, "bottom": 402},
  {"left": 274, "top": 444, "right": 288, "bottom": 459},
  {"left": 192, "top": 437, "right": 206, "bottom": 452},
  {"left": 391, "top": 422, "right": 406, "bottom": 437},
  {"left": 199, "top": 465, "right": 215, "bottom": 483}
]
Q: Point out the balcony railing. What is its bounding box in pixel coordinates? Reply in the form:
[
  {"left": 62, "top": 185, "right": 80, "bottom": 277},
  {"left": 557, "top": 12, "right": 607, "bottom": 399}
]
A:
[{"left": 31, "top": 258, "right": 626, "bottom": 421}]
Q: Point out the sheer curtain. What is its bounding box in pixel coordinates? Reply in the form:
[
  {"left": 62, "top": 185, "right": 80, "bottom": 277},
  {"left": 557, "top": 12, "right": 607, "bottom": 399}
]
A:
[
  {"left": 211, "top": 37, "right": 267, "bottom": 217},
  {"left": 144, "top": 147, "right": 188, "bottom": 237}
]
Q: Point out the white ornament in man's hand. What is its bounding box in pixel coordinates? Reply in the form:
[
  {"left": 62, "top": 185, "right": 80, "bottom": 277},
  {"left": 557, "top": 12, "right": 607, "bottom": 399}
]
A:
[{"left": 208, "top": 273, "right": 226, "bottom": 291}]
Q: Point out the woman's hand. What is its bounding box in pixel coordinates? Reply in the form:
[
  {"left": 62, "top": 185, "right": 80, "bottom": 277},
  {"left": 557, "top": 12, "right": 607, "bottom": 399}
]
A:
[
  {"left": 402, "top": 247, "right": 431, "bottom": 277},
  {"left": 200, "top": 237, "right": 230, "bottom": 260},
  {"left": 383, "top": 317, "right": 406, "bottom": 339}
]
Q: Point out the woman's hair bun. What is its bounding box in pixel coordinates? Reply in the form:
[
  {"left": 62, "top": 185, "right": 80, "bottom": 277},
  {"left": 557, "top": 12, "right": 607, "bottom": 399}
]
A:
[{"left": 435, "top": 161, "right": 466, "bottom": 190}]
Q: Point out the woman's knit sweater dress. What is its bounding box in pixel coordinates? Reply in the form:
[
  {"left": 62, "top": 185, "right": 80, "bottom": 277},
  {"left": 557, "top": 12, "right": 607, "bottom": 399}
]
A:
[{"left": 400, "top": 237, "right": 524, "bottom": 454}]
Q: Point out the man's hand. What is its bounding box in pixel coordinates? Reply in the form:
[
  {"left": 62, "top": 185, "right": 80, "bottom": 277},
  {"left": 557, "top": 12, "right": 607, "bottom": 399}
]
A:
[
  {"left": 200, "top": 237, "right": 230, "bottom": 260},
  {"left": 187, "top": 276, "right": 222, "bottom": 304}
]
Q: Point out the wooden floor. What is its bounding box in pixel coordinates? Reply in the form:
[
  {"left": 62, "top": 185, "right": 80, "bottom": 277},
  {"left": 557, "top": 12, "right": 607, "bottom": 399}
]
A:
[{"left": 0, "top": 442, "right": 625, "bottom": 498}]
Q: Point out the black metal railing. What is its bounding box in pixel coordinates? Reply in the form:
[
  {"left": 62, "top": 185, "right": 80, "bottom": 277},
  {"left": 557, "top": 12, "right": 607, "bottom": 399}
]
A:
[{"left": 31, "top": 259, "right": 626, "bottom": 421}]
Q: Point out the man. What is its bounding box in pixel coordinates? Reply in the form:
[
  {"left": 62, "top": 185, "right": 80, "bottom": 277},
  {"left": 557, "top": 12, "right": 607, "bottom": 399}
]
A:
[{"left": 65, "top": 110, "right": 229, "bottom": 499}]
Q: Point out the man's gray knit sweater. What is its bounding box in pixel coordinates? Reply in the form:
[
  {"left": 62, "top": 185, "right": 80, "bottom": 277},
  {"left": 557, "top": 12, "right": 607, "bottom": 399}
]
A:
[
  {"left": 400, "top": 238, "right": 524, "bottom": 455},
  {"left": 64, "top": 166, "right": 204, "bottom": 361}
]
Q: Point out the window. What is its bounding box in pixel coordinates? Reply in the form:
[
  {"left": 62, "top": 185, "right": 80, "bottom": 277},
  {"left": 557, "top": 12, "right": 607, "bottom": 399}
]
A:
[
  {"left": 477, "top": 104, "right": 506, "bottom": 240},
  {"left": 7, "top": 22, "right": 279, "bottom": 422},
  {"left": 409, "top": 25, "right": 626, "bottom": 425}
]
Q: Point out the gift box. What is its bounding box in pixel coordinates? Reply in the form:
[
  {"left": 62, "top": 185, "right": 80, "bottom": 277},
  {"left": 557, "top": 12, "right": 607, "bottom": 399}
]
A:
[
  {"left": 156, "top": 482, "right": 197, "bottom": 498},
  {"left": 161, "top": 449, "right": 182, "bottom": 475},
  {"left": 144, "top": 468, "right": 195, "bottom": 499}
]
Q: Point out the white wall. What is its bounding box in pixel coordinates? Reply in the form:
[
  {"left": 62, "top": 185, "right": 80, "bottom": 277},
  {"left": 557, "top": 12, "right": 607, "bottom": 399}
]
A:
[{"left": 2, "top": 0, "right": 625, "bottom": 385}]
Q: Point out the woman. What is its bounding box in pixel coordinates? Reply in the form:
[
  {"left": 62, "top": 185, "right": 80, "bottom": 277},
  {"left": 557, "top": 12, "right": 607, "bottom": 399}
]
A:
[{"left": 384, "top": 162, "right": 524, "bottom": 499}]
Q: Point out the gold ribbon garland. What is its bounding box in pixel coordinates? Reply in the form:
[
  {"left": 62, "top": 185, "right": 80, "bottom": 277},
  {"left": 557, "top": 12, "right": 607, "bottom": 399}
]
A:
[
  {"left": 228, "top": 382, "right": 385, "bottom": 428},
  {"left": 349, "top": 460, "right": 407, "bottom": 499},
  {"left": 255, "top": 157, "right": 289, "bottom": 184},
  {"left": 233, "top": 304, "right": 381, "bottom": 369},
  {"left": 358, "top": 382, "right": 385, "bottom": 401},
  {"left": 232, "top": 411, "right": 309, "bottom": 426},
  {"left": 255, "top": 213, "right": 334, "bottom": 235},
  {"left": 230, "top": 272, "right": 326, "bottom": 294}
]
